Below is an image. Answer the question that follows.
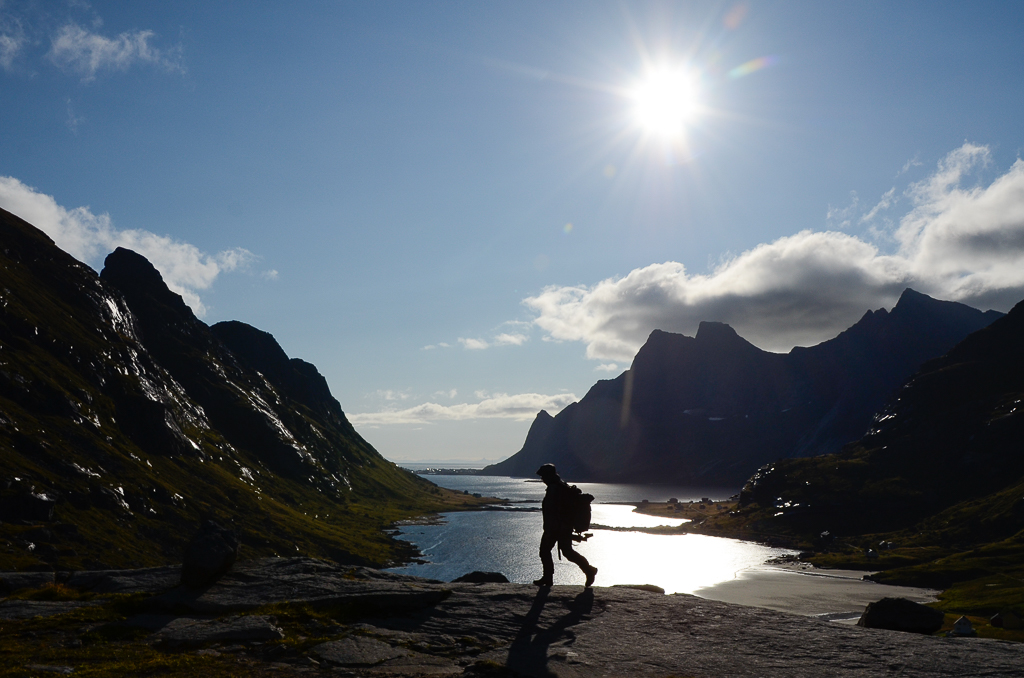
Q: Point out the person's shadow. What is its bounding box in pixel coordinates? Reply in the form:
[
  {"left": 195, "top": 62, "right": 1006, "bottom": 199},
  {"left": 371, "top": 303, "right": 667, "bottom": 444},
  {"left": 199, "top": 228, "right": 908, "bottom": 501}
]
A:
[{"left": 505, "top": 587, "right": 595, "bottom": 677}]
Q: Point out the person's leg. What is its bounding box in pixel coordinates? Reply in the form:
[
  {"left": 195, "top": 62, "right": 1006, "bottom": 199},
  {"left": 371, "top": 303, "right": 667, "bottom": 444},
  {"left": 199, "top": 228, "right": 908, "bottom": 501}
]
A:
[
  {"left": 557, "top": 535, "right": 598, "bottom": 587},
  {"left": 535, "top": 530, "right": 556, "bottom": 585}
]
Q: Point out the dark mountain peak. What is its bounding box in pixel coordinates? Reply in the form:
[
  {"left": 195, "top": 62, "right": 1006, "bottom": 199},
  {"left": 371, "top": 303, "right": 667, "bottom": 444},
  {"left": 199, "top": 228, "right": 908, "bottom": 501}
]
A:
[
  {"left": 212, "top": 321, "right": 290, "bottom": 372},
  {"left": 101, "top": 247, "right": 193, "bottom": 322},
  {"left": 695, "top": 321, "right": 740, "bottom": 343},
  {"left": 212, "top": 320, "right": 343, "bottom": 421},
  {"left": 888, "top": 287, "right": 1002, "bottom": 327},
  {"left": 893, "top": 287, "right": 929, "bottom": 308}
]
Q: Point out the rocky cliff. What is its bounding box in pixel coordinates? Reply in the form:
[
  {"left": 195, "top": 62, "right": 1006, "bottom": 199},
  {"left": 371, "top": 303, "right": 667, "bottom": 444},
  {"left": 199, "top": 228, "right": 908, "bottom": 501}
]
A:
[
  {"left": 0, "top": 206, "right": 463, "bottom": 572},
  {"left": 484, "top": 289, "right": 1001, "bottom": 486}
]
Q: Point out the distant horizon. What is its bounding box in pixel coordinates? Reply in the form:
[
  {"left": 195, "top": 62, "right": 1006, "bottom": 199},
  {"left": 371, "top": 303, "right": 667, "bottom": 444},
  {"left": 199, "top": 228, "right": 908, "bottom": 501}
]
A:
[{"left": 393, "top": 459, "right": 505, "bottom": 470}]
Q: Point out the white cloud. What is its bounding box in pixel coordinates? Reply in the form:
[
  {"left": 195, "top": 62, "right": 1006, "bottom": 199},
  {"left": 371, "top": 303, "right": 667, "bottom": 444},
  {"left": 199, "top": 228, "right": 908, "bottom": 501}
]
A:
[
  {"left": 860, "top": 187, "right": 896, "bottom": 224},
  {"left": 595, "top": 363, "right": 619, "bottom": 372},
  {"left": 433, "top": 389, "right": 458, "bottom": 399},
  {"left": 0, "top": 24, "right": 26, "bottom": 71},
  {"left": 458, "top": 332, "right": 529, "bottom": 350},
  {"left": 348, "top": 392, "right": 578, "bottom": 426},
  {"left": 372, "top": 389, "right": 411, "bottom": 402},
  {"left": 526, "top": 143, "right": 1024, "bottom": 360},
  {"left": 826, "top": 191, "right": 858, "bottom": 229},
  {"left": 493, "top": 332, "right": 528, "bottom": 346},
  {"left": 0, "top": 176, "right": 254, "bottom": 316},
  {"left": 459, "top": 337, "right": 490, "bottom": 350},
  {"left": 47, "top": 22, "right": 182, "bottom": 81},
  {"left": 897, "top": 155, "right": 923, "bottom": 177}
]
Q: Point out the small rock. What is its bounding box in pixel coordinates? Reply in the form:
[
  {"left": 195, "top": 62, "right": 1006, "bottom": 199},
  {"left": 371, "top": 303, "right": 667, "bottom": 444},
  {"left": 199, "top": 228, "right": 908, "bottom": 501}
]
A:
[
  {"left": 181, "top": 520, "right": 238, "bottom": 589},
  {"left": 452, "top": 572, "right": 510, "bottom": 584}
]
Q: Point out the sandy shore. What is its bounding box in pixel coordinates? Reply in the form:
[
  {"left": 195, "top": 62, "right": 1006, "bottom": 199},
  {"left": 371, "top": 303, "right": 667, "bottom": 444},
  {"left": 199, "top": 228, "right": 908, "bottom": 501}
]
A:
[{"left": 693, "top": 562, "right": 939, "bottom": 621}]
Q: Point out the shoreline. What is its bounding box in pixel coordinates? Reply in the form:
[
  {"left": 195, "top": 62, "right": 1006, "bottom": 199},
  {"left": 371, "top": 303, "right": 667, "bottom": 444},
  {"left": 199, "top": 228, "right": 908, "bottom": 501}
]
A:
[{"left": 693, "top": 560, "right": 939, "bottom": 620}]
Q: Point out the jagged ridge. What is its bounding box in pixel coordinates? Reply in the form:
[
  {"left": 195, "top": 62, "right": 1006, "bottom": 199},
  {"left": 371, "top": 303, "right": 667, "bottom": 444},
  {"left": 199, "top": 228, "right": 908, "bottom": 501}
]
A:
[{"left": 484, "top": 290, "right": 1001, "bottom": 486}]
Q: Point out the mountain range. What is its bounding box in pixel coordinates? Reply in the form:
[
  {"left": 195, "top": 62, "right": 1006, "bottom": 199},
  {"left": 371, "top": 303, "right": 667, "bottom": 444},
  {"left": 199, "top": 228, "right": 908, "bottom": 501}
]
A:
[
  {"left": 483, "top": 289, "right": 1002, "bottom": 487},
  {"left": 0, "top": 206, "right": 471, "bottom": 572}
]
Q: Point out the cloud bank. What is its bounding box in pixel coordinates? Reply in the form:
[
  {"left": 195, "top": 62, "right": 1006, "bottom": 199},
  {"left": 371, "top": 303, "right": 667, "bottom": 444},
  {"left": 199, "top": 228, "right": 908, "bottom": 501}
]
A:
[
  {"left": 527, "top": 143, "right": 1024, "bottom": 360},
  {"left": 47, "top": 23, "right": 182, "bottom": 81},
  {"left": 0, "top": 176, "right": 253, "bottom": 315},
  {"left": 349, "top": 392, "right": 577, "bottom": 426}
]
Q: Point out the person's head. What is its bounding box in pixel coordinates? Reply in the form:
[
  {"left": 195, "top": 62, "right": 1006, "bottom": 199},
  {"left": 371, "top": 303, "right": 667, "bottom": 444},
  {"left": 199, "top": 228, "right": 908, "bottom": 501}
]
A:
[{"left": 536, "top": 463, "right": 559, "bottom": 485}]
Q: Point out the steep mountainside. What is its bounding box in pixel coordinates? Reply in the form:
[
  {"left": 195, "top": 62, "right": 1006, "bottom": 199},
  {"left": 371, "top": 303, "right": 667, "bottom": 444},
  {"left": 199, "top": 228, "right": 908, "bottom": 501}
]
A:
[
  {"left": 0, "top": 206, "right": 470, "bottom": 572},
  {"left": 739, "top": 295, "right": 1024, "bottom": 539},
  {"left": 728, "top": 298, "right": 1024, "bottom": 606},
  {"left": 484, "top": 290, "right": 1001, "bottom": 486}
]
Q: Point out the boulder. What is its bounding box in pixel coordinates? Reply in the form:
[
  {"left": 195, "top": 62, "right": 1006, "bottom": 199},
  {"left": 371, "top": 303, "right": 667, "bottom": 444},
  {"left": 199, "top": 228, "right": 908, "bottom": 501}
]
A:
[
  {"left": 451, "top": 571, "right": 510, "bottom": 583},
  {"left": 857, "top": 597, "right": 944, "bottom": 635},
  {"left": 180, "top": 521, "right": 238, "bottom": 589}
]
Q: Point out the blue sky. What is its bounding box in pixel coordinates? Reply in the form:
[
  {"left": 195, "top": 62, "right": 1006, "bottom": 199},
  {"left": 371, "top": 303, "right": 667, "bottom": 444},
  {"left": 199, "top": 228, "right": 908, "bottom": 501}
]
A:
[{"left": 3, "top": 1, "right": 1024, "bottom": 465}]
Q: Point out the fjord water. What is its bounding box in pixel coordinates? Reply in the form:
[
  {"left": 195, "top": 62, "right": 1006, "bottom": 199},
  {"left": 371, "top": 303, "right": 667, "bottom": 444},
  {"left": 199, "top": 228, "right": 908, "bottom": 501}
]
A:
[{"left": 387, "top": 475, "right": 793, "bottom": 591}]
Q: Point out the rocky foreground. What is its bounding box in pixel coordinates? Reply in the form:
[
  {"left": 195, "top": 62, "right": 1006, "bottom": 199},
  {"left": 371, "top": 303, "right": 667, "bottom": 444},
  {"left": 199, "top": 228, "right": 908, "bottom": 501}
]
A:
[{"left": 2, "top": 557, "right": 1023, "bottom": 677}]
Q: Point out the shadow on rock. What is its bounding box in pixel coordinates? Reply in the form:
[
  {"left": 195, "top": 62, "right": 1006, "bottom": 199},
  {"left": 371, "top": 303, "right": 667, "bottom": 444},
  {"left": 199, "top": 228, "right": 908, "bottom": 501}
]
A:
[{"left": 505, "top": 588, "right": 594, "bottom": 677}]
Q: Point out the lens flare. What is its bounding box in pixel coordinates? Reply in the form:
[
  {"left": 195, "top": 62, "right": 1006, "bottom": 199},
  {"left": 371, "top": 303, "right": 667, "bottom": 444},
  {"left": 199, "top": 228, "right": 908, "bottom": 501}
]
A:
[
  {"left": 630, "top": 66, "right": 701, "bottom": 140},
  {"left": 728, "top": 55, "right": 779, "bottom": 79}
]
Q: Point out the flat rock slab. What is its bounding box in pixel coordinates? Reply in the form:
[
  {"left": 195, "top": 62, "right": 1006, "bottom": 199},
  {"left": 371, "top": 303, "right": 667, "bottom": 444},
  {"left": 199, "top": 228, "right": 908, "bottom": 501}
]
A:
[
  {"left": 0, "top": 599, "right": 99, "bottom": 620},
  {"left": 311, "top": 636, "right": 409, "bottom": 666},
  {"left": 153, "top": 615, "right": 284, "bottom": 645},
  {"left": 0, "top": 572, "right": 55, "bottom": 594},
  {"left": 7, "top": 558, "right": 1024, "bottom": 676},
  {"left": 63, "top": 565, "right": 181, "bottom": 594},
  {"left": 148, "top": 557, "right": 447, "bottom": 615},
  {"left": 354, "top": 582, "right": 1024, "bottom": 678}
]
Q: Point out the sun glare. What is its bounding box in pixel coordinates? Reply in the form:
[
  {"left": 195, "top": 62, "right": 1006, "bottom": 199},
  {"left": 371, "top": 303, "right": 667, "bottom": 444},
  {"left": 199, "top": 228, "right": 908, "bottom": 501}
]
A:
[{"left": 631, "top": 66, "right": 701, "bottom": 140}]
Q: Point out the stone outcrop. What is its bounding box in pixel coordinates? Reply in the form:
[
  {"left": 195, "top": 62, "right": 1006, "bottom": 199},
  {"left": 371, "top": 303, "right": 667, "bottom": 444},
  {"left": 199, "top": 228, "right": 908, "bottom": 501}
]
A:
[
  {"left": 5, "top": 557, "right": 1022, "bottom": 676},
  {"left": 452, "top": 571, "right": 510, "bottom": 583},
  {"left": 857, "top": 597, "right": 945, "bottom": 634}
]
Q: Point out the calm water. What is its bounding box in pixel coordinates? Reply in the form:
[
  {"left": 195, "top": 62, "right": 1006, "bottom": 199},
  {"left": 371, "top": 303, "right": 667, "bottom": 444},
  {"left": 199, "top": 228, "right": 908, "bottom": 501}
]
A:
[{"left": 387, "top": 475, "right": 795, "bottom": 592}]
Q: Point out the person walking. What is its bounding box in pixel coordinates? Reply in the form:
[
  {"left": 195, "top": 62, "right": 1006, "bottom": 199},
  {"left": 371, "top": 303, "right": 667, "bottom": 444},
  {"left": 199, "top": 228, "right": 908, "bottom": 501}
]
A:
[{"left": 534, "top": 463, "right": 598, "bottom": 587}]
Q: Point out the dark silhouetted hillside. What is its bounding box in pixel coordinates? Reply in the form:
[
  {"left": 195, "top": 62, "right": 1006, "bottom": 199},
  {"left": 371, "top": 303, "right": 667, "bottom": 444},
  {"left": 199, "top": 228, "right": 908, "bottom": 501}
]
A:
[
  {"left": 484, "top": 289, "right": 1001, "bottom": 486},
  {"left": 0, "top": 206, "right": 466, "bottom": 572}
]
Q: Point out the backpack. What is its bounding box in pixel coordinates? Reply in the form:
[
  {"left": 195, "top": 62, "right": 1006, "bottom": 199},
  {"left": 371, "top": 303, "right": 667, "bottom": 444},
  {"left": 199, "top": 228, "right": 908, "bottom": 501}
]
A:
[{"left": 566, "top": 484, "right": 594, "bottom": 534}]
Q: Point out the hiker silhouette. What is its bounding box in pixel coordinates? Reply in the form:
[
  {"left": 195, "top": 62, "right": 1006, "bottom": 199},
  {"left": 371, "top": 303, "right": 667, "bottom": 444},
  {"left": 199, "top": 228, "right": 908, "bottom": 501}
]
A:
[{"left": 534, "top": 463, "right": 598, "bottom": 587}]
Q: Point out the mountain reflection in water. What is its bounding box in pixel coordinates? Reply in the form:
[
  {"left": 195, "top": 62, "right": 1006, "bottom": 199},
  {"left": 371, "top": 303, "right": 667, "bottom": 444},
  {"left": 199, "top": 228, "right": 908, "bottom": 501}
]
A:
[{"left": 387, "top": 475, "right": 795, "bottom": 592}]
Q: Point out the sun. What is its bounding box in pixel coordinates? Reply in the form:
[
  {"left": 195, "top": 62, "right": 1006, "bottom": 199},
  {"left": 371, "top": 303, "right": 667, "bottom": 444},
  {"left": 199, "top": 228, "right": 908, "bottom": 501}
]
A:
[{"left": 630, "top": 66, "right": 701, "bottom": 140}]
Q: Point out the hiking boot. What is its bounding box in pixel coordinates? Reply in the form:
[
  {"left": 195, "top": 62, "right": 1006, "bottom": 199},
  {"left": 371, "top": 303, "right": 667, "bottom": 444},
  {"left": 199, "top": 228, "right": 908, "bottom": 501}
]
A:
[
  {"left": 533, "top": 578, "right": 553, "bottom": 587},
  {"left": 584, "top": 566, "right": 598, "bottom": 588}
]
